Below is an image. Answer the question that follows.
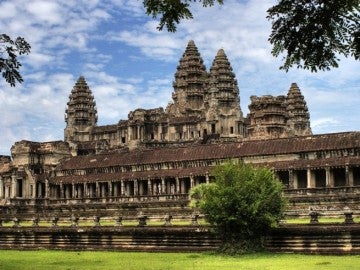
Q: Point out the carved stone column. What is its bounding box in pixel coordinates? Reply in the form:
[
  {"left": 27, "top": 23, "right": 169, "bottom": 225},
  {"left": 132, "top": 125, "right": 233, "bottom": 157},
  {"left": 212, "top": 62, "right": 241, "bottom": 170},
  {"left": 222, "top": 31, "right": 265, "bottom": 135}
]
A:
[
  {"left": 121, "top": 180, "right": 125, "bottom": 196},
  {"left": 84, "top": 183, "right": 88, "bottom": 198},
  {"left": 38, "top": 183, "right": 43, "bottom": 198},
  {"left": 72, "top": 182, "right": 75, "bottom": 198},
  {"left": 161, "top": 177, "right": 165, "bottom": 194},
  {"left": 190, "top": 174, "right": 194, "bottom": 189},
  {"left": 180, "top": 178, "right": 186, "bottom": 194},
  {"left": 96, "top": 182, "right": 100, "bottom": 197},
  {"left": 147, "top": 177, "right": 152, "bottom": 195},
  {"left": 137, "top": 126, "right": 140, "bottom": 140},
  {"left": 345, "top": 164, "right": 353, "bottom": 186},
  {"left": 306, "top": 167, "right": 314, "bottom": 188},
  {"left": 78, "top": 184, "right": 83, "bottom": 198},
  {"left": 175, "top": 177, "right": 180, "bottom": 194},
  {"left": 205, "top": 173, "right": 210, "bottom": 184},
  {"left": 0, "top": 176, "right": 4, "bottom": 199},
  {"left": 108, "top": 181, "right": 112, "bottom": 197},
  {"left": 60, "top": 182, "right": 64, "bottom": 198},
  {"left": 325, "top": 167, "right": 334, "bottom": 187},
  {"left": 134, "top": 180, "right": 138, "bottom": 196},
  {"left": 11, "top": 174, "right": 17, "bottom": 198},
  {"left": 348, "top": 166, "right": 354, "bottom": 187},
  {"left": 45, "top": 179, "right": 49, "bottom": 198},
  {"left": 288, "top": 169, "right": 295, "bottom": 189}
]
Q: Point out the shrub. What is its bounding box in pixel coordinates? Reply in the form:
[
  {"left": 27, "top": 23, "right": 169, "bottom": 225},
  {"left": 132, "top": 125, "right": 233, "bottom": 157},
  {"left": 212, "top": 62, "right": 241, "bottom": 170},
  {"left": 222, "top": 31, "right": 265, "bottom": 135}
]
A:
[{"left": 190, "top": 161, "right": 286, "bottom": 253}]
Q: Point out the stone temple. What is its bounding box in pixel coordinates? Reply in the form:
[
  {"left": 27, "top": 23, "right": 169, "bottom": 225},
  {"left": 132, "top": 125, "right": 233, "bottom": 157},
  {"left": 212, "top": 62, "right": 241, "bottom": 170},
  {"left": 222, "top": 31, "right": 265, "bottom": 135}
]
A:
[{"left": 0, "top": 40, "right": 359, "bottom": 218}]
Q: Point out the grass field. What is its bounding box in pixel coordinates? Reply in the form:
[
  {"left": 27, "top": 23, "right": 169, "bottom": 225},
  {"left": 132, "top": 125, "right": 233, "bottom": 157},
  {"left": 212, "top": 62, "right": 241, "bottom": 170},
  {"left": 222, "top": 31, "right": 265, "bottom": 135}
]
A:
[{"left": 0, "top": 250, "right": 360, "bottom": 270}]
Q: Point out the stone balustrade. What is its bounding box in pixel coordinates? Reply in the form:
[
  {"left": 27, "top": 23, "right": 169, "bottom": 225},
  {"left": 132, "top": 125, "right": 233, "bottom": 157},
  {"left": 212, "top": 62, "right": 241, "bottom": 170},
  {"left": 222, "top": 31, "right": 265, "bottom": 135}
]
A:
[
  {"left": 0, "top": 208, "right": 359, "bottom": 254},
  {"left": 0, "top": 212, "right": 204, "bottom": 227},
  {"left": 0, "top": 207, "right": 359, "bottom": 228}
]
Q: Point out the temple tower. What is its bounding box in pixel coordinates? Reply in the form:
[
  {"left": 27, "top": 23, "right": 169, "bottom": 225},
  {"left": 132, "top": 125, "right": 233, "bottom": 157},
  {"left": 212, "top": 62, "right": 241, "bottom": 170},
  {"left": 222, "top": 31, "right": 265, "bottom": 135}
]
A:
[
  {"left": 207, "top": 49, "right": 245, "bottom": 137},
  {"left": 247, "top": 95, "right": 289, "bottom": 140},
  {"left": 286, "top": 83, "right": 312, "bottom": 136},
  {"left": 167, "top": 40, "right": 208, "bottom": 117},
  {"left": 64, "top": 76, "right": 97, "bottom": 143}
]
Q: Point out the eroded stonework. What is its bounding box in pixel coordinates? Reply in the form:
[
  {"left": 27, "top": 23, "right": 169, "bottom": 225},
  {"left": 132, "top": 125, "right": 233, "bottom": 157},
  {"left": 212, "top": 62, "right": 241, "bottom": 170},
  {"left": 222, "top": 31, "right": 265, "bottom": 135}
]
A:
[
  {"left": 63, "top": 40, "right": 311, "bottom": 155},
  {"left": 1, "top": 41, "right": 359, "bottom": 218}
]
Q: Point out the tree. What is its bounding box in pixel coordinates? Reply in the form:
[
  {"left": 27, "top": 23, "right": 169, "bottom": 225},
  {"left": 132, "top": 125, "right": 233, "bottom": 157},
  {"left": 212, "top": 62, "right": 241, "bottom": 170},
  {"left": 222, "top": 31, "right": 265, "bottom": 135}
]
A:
[
  {"left": 143, "top": 0, "right": 359, "bottom": 71},
  {"left": 267, "top": 0, "right": 360, "bottom": 72},
  {"left": 0, "top": 34, "right": 31, "bottom": 87},
  {"left": 143, "top": 0, "right": 223, "bottom": 32},
  {"left": 190, "top": 161, "right": 286, "bottom": 253}
]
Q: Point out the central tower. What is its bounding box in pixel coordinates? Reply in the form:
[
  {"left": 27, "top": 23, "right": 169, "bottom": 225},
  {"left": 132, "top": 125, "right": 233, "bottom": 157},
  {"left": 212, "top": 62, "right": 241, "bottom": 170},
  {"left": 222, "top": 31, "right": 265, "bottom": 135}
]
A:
[{"left": 207, "top": 48, "right": 244, "bottom": 137}]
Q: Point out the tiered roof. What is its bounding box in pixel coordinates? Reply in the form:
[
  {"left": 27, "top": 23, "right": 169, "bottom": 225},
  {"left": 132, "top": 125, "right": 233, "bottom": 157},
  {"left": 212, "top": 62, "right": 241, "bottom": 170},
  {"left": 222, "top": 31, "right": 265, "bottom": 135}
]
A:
[
  {"left": 209, "top": 49, "right": 243, "bottom": 118},
  {"left": 65, "top": 76, "right": 98, "bottom": 129},
  {"left": 170, "top": 40, "right": 208, "bottom": 115},
  {"left": 50, "top": 132, "right": 360, "bottom": 184},
  {"left": 286, "top": 83, "right": 312, "bottom": 135}
]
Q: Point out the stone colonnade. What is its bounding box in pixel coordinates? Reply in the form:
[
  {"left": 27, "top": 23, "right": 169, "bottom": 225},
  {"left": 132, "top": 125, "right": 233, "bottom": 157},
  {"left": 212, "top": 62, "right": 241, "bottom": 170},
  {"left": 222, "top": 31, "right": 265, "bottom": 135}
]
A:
[
  {"left": 2, "top": 165, "right": 360, "bottom": 200},
  {"left": 49, "top": 174, "right": 210, "bottom": 199},
  {"left": 0, "top": 175, "right": 48, "bottom": 200},
  {"left": 276, "top": 165, "right": 360, "bottom": 189}
]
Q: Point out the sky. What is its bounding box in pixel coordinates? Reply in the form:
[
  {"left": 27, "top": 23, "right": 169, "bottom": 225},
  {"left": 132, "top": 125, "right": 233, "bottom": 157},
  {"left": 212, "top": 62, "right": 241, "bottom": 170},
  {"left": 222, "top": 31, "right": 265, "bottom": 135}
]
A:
[{"left": 0, "top": 0, "right": 359, "bottom": 156}]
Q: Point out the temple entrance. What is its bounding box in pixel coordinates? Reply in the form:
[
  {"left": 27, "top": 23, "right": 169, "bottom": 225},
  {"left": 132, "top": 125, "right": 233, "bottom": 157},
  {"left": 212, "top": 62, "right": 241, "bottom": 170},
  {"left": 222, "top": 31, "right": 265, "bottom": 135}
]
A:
[
  {"left": 16, "top": 179, "right": 23, "bottom": 197},
  {"left": 333, "top": 168, "right": 346, "bottom": 187},
  {"left": 152, "top": 179, "right": 162, "bottom": 195},
  {"left": 180, "top": 178, "right": 191, "bottom": 193},
  {"left": 125, "top": 181, "right": 134, "bottom": 196},
  {"left": 314, "top": 169, "right": 326, "bottom": 187},
  {"left": 354, "top": 167, "right": 360, "bottom": 186},
  {"left": 138, "top": 180, "right": 148, "bottom": 196},
  {"left": 88, "top": 183, "right": 96, "bottom": 197},
  {"left": 166, "top": 178, "right": 176, "bottom": 194},
  {"left": 277, "top": 171, "right": 289, "bottom": 188},
  {"left": 296, "top": 170, "right": 307, "bottom": 188}
]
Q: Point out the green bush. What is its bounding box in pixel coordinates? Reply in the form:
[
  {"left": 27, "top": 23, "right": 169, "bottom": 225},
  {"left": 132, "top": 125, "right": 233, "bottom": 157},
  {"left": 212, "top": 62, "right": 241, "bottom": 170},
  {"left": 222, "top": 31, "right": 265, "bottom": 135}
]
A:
[{"left": 190, "top": 161, "right": 286, "bottom": 253}]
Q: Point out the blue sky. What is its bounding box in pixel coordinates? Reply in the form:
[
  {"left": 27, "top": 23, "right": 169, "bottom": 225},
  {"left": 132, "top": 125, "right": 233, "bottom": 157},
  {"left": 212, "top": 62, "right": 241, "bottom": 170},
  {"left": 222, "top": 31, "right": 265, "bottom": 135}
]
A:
[{"left": 0, "top": 0, "right": 359, "bottom": 155}]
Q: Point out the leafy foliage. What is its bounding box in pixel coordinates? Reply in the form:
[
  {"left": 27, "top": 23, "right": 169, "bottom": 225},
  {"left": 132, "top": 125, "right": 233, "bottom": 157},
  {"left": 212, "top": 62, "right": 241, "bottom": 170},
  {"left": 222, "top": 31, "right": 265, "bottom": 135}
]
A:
[
  {"left": 190, "top": 161, "right": 286, "bottom": 253},
  {"left": 144, "top": 0, "right": 359, "bottom": 71},
  {"left": 0, "top": 34, "right": 31, "bottom": 87},
  {"left": 143, "top": 0, "right": 223, "bottom": 32},
  {"left": 267, "top": 0, "right": 360, "bottom": 72}
]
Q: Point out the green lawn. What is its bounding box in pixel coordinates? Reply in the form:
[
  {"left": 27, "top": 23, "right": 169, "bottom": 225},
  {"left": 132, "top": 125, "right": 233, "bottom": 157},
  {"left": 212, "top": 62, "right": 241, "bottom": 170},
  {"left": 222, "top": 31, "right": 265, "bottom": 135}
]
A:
[{"left": 0, "top": 250, "right": 359, "bottom": 270}]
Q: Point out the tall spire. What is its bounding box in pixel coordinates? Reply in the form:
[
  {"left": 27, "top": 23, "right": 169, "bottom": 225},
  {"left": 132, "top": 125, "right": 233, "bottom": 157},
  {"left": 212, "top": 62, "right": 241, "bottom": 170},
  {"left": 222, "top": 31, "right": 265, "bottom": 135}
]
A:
[
  {"left": 64, "top": 76, "right": 97, "bottom": 142},
  {"left": 286, "top": 83, "right": 312, "bottom": 136},
  {"left": 169, "top": 40, "right": 208, "bottom": 116},
  {"left": 209, "top": 49, "right": 243, "bottom": 117},
  {"left": 205, "top": 49, "right": 244, "bottom": 137}
]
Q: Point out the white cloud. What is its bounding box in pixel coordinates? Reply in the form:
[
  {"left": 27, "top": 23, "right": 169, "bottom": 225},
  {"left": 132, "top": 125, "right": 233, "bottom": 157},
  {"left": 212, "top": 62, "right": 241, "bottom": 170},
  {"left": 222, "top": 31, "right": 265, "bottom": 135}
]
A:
[
  {"left": 0, "top": 1, "right": 17, "bottom": 19},
  {"left": 311, "top": 118, "right": 343, "bottom": 134},
  {"left": 25, "top": 1, "right": 62, "bottom": 25},
  {"left": 108, "top": 30, "right": 183, "bottom": 60}
]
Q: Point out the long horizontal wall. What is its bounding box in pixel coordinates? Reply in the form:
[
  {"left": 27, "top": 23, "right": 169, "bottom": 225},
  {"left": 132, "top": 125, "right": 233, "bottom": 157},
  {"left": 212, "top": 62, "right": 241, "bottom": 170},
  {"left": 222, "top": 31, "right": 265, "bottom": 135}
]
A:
[
  {"left": 0, "top": 226, "right": 219, "bottom": 252},
  {"left": 267, "top": 224, "right": 360, "bottom": 254},
  {"left": 1, "top": 224, "right": 360, "bottom": 254}
]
